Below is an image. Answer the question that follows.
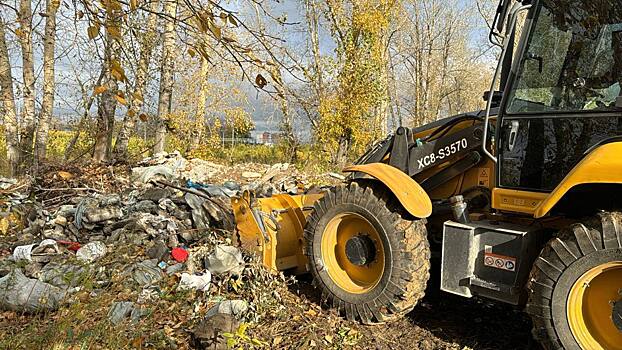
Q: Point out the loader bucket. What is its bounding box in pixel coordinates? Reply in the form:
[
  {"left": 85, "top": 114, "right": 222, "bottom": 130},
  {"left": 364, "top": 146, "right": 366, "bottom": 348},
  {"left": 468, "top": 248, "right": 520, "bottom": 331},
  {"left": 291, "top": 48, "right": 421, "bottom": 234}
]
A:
[{"left": 231, "top": 190, "right": 324, "bottom": 274}]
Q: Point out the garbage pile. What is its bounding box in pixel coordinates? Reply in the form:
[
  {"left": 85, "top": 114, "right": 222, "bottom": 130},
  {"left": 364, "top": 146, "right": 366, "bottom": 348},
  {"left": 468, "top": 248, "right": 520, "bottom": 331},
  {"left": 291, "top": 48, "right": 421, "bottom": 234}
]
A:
[{"left": 0, "top": 152, "right": 344, "bottom": 349}]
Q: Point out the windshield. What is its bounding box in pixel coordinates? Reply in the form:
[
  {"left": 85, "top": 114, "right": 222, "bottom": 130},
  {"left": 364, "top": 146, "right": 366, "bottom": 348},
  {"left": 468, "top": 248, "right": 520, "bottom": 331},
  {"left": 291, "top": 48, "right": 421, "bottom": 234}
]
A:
[{"left": 506, "top": 0, "right": 622, "bottom": 113}]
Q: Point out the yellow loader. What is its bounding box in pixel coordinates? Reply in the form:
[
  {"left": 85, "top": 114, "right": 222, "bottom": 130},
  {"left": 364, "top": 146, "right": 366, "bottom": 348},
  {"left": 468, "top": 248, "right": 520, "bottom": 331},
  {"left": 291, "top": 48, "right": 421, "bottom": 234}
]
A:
[{"left": 233, "top": 0, "right": 622, "bottom": 348}]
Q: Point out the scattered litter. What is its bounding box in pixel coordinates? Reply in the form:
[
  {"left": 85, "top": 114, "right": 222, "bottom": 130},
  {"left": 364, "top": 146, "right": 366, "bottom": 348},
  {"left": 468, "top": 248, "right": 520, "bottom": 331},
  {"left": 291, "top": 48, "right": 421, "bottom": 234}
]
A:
[
  {"left": 146, "top": 240, "right": 168, "bottom": 261},
  {"left": 130, "top": 307, "right": 151, "bottom": 323},
  {"left": 136, "top": 288, "right": 159, "bottom": 305},
  {"left": 108, "top": 301, "right": 134, "bottom": 325},
  {"left": 205, "top": 245, "right": 245, "bottom": 275},
  {"left": 165, "top": 263, "right": 185, "bottom": 275},
  {"left": 171, "top": 247, "right": 189, "bottom": 262},
  {"left": 184, "top": 193, "right": 210, "bottom": 229},
  {"left": 192, "top": 313, "right": 239, "bottom": 350},
  {"left": 76, "top": 241, "right": 107, "bottom": 263},
  {"left": 242, "top": 171, "right": 261, "bottom": 179},
  {"left": 178, "top": 271, "right": 211, "bottom": 292},
  {"left": 0, "top": 152, "right": 347, "bottom": 346},
  {"left": 205, "top": 299, "right": 248, "bottom": 319},
  {"left": 84, "top": 207, "right": 123, "bottom": 223},
  {"left": 13, "top": 239, "right": 60, "bottom": 262},
  {"left": 127, "top": 259, "right": 164, "bottom": 287},
  {"left": 38, "top": 261, "right": 89, "bottom": 288},
  {"left": 131, "top": 165, "right": 175, "bottom": 184},
  {"left": 57, "top": 240, "right": 81, "bottom": 251},
  {"left": 0, "top": 269, "right": 67, "bottom": 312}
]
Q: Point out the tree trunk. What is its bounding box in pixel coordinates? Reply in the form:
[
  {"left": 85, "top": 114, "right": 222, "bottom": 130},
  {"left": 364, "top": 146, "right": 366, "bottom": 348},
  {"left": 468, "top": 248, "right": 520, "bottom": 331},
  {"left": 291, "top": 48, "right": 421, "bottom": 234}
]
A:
[
  {"left": 35, "top": 0, "right": 58, "bottom": 163},
  {"left": 93, "top": 71, "right": 118, "bottom": 162},
  {"left": 17, "top": 0, "right": 36, "bottom": 173},
  {"left": 113, "top": 0, "right": 160, "bottom": 159},
  {"left": 0, "top": 19, "right": 19, "bottom": 177},
  {"left": 93, "top": 26, "right": 119, "bottom": 162},
  {"left": 64, "top": 67, "right": 105, "bottom": 160},
  {"left": 191, "top": 56, "right": 209, "bottom": 150},
  {"left": 335, "top": 134, "right": 350, "bottom": 167},
  {"left": 154, "top": 0, "right": 178, "bottom": 155}
]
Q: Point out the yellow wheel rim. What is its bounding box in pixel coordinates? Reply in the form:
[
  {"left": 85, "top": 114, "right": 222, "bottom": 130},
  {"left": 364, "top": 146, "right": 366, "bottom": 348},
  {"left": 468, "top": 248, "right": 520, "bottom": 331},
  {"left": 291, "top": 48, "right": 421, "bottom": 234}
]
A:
[
  {"left": 567, "top": 261, "right": 622, "bottom": 350},
  {"left": 321, "top": 212, "right": 385, "bottom": 294}
]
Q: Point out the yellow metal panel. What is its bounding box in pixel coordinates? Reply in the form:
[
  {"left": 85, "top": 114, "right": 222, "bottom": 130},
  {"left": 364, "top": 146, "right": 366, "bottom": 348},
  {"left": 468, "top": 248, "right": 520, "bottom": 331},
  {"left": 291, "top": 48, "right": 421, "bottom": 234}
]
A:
[
  {"left": 492, "top": 188, "right": 548, "bottom": 215},
  {"left": 534, "top": 142, "right": 622, "bottom": 218},
  {"left": 343, "top": 163, "right": 432, "bottom": 218}
]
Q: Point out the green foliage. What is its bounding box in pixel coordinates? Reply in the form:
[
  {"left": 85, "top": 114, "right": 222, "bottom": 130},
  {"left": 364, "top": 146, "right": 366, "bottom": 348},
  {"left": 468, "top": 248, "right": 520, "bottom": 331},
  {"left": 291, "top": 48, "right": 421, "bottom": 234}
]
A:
[
  {"left": 316, "top": 0, "right": 396, "bottom": 165},
  {"left": 46, "top": 130, "right": 92, "bottom": 160},
  {"left": 126, "top": 136, "right": 150, "bottom": 159},
  {"left": 222, "top": 323, "right": 268, "bottom": 349},
  {"left": 0, "top": 127, "right": 330, "bottom": 175},
  {"left": 224, "top": 107, "right": 255, "bottom": 138},
  {"left": 212, "top": 143, "right": 283, "bottom": 164}
]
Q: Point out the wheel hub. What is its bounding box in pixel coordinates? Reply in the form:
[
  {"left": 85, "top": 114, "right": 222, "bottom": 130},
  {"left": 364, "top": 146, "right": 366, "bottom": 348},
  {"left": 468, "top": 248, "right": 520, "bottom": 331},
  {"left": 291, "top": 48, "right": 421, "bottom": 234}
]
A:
[
  {"left": 567, "top": 261, "right": 622, "bottom": 349},
  {"left": 320, "top": 212, "right": 385, "bottom": 294},
  {"left": 345, "top": 234, "right": 377, "bottom": 266}
]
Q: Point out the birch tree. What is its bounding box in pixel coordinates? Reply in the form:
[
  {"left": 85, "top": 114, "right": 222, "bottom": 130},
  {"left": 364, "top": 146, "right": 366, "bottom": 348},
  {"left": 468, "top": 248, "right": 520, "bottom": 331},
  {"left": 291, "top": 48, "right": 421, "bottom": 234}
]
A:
[
  {"left": 17, "top": 0, "right": 36, "bottom": 172},
  {"left": 154, "top": 0, "right": 178, "bottom": 154},
  {"left": 92, "top": 8, "right": 121, "bottom": 163},
  {"left": 317, "top": 0, "right": 397, "bottom": 165},
  {"left": 190, "top": 56, "right": 210, "bottom": 150},
  {"left": 35, "top": 0, "right": 60, "bottom": 162},
  {"left": 0, "top": 18, "right": 19, "bottom": 176},
  {"left": 113, "top": 0, "right": 160, "bottom": 159}
]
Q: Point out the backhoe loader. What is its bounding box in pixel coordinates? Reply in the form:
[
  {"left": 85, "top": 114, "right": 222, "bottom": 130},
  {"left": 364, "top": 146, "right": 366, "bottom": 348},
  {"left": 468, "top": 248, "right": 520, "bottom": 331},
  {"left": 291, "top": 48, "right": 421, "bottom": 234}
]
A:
[{"left": 232, "top": 0, "right": 622, "bottom": 348}]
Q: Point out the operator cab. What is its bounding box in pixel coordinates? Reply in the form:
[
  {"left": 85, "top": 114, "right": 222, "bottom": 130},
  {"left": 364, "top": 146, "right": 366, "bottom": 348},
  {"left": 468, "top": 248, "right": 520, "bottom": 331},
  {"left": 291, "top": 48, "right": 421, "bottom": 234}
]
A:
[{"left": 491, "top": 0, "right": 622, "bottom": 216}]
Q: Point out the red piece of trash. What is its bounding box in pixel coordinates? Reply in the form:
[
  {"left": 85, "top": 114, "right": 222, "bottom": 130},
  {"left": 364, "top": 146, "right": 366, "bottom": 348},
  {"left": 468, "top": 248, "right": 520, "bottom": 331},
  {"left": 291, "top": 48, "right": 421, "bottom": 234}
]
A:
[
  {"left": 171, "top": 247, "right": 188, "bottom": 262},
  {"left": 57, "top": 240, "right": 81, "bottom": 252}
]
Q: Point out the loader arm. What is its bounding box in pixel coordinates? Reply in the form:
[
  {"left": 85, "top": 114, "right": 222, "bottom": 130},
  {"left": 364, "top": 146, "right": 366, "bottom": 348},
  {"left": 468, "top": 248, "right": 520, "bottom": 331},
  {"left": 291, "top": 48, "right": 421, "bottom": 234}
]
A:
[{"left": 353, "top": 113, "right": 488, "bottom": 179}]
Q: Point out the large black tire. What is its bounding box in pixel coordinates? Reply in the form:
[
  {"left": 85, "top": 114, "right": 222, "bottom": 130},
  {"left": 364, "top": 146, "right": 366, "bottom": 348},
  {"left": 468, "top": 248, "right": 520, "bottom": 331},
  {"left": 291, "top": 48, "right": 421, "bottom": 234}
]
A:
[
  {"left": 303, "top": 182, "right": 430, "bottom": 324},
  {"left": 527, "top": 212, "right": 622, "bottom": 350}
]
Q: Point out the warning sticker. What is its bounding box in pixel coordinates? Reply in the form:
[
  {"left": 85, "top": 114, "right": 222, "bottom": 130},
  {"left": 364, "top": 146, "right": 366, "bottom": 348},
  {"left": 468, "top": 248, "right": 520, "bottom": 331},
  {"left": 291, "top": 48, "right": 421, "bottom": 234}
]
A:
[
  {"left": 477, "top": 168, "right": 490, "bottom": 187},
  {"left": 483, "top": 252, "right": 516, "bottom": 272}
]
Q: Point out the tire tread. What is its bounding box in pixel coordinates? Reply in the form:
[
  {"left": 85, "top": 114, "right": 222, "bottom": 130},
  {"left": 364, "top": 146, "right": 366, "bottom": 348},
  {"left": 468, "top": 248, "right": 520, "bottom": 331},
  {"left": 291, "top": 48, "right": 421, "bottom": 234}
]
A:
[{"left": 304, "top": 182, "right": 430, "bottom": 324}]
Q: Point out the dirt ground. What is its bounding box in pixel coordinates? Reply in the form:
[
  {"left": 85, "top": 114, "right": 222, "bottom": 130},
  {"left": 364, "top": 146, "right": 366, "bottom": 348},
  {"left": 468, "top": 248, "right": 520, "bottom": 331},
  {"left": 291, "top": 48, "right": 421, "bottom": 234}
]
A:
[{"left": 293, "top": 263, "right": 538, "bottom": 350}]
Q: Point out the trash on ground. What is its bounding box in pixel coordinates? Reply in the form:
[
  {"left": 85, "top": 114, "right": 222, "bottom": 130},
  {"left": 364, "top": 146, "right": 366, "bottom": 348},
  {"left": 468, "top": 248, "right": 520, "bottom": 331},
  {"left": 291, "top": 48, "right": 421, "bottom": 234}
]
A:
[
  {"left": 76, "top": 241, "right": 107, "bottom": 263},
  {"left": 205, "top": 245, "right": 245, "bottom": 276},
  {"left": 125, "top": 259, "right": 164, "bottom": 287},
  {"left": 192, "top": 313, "right": 239, "bottom": 350},
  {"left": 108, "top": 301, "right": 135, "bottom": 325},
  {"left": 0, "top": 269, "right": 67, "bottom": 312},
  {"left": 171, "top": 247, "right": 189, "bottom": 262},
  {"left": 205, "top": 299, "right": 249, "bottom": 319},
  {"left": 178, "top": 271, "right": 212, "bottom": 292},
  {"left": 12, "top": 239, "right": 60, "bottom": 262}
]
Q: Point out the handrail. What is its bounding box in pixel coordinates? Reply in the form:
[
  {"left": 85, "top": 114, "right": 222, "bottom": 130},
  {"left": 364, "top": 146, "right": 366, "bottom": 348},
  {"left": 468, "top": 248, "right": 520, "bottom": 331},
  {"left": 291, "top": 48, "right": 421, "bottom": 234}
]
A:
[{"left": 482, "top": 3, "right": 532, "bottom": 163}]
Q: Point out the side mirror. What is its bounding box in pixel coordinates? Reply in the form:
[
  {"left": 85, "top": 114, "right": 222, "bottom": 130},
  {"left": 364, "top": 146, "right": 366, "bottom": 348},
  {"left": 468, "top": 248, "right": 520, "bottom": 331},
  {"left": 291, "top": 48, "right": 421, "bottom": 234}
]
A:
[
  {"left": 490, "top": 0, "right": 513, "bottom": 46},
  {"left": 495, "top": 0, "right": 511, "bottom": 33}
]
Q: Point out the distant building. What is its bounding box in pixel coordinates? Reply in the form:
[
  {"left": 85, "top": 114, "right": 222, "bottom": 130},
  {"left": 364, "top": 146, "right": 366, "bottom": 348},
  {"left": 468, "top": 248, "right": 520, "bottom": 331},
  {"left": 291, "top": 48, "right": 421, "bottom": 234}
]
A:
[{"left": 256, "top": 132, "right": 281, "bottom": 145}]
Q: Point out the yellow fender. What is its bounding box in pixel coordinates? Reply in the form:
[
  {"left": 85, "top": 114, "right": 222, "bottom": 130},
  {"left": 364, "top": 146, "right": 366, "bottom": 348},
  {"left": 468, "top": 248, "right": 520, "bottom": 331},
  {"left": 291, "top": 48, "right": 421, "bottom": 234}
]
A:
[
  {"left": 343, "top": 163, "right": 432, "bottom": 218},
  {"left": 534, "top": 142, "right": 622, "bottom": 218}
]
